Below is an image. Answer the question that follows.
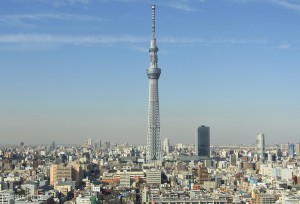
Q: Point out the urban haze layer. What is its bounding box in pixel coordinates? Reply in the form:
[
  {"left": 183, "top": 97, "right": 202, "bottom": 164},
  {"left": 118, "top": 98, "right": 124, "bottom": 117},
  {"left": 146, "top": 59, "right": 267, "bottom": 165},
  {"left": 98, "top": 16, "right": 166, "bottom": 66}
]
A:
[{"left": 1, "top": 4, "right": 300, "bottom": 204}]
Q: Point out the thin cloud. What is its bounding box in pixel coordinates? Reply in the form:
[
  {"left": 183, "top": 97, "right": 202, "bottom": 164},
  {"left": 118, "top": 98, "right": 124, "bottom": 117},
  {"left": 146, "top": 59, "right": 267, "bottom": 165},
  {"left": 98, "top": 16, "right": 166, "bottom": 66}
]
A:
[
  {"left": 130, "top": 45, "right": 149, "bottom": 53},
  {"left": 159, "top": 36, "right": 267, "bottom": 45},
  {"left": 99, "top": 0, "right": 205, "bottom": 11},
  {"left": 0, "top": 34, "right": 147, "bottom": 44},
  {"left": 270, "top": 0, "right": 300, "bottom": 12},
  {"left": 0, "top": 13, "right": 104, "bottom": 28},
  {"left": 226, "top": 0, "right": 300, "bottom": 13},
  {"left": 0, "top": 43, "right": 60, "bottom": 51},
  {"left": 235, "top": 0, "right": 300, "bottom": 12},
  {"left": 68, "top": 0, "right": 90, "bottom": 4},
  {"left": 161, "top": 0, "right": 207, "bottom": 11},
  {"left": 53, "top": 0, "right": 90, "bottom": 7},
  {"left": 0, "top": 34, "right": 267, "bottom": 48},
  {"left": 4, "top": 0, "right": 91, "bottom": 8},
  {"left": 277, "top": 43, "right": 291, "bottom": 49},
  {"left": 228, "top": 0, "right": 261, "bottom": 3},
  {"left": 163, "top": 0, "right": 195, "bottom": 11}
]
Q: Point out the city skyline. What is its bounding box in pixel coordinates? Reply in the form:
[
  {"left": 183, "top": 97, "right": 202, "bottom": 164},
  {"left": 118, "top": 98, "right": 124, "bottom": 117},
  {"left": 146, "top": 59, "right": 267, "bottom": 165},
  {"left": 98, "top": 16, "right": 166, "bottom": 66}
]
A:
[{"left": 1, "top": 0, "right": 300, "bottom": 145}]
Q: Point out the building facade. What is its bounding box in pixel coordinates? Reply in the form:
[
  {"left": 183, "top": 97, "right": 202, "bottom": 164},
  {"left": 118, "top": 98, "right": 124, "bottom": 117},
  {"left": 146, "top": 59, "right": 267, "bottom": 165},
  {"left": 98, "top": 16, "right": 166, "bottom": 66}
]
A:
[
  {"left": 198, "top": 165, "right": 209, "bottom": 184},
  {"left": 0, "top": 191, "right": 14, "bottom": 204},
  {"left": 119, "top": 171, "right": 131, "bottom": 188},
  {"left": 146, "top": 169, "right": 161, "bottom": 185},
  {"left": 50, "top": 163, "right": 82, "bottom": 186},
  {"left": 196, "top": 126, "right": 210, "bottom": 158}
]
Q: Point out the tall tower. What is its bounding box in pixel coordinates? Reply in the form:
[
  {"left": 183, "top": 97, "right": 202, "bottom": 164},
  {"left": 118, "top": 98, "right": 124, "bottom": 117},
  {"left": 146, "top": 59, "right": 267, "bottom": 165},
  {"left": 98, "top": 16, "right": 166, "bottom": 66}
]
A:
[
  {"left": 146, "top": 5, "right": 162, "bottom": 162},
  {"left": 256, "top": 133, "right": 265, "bottom": 160},
  {"left": 196, "top": 125, "right": 210, "bottom": 158}
]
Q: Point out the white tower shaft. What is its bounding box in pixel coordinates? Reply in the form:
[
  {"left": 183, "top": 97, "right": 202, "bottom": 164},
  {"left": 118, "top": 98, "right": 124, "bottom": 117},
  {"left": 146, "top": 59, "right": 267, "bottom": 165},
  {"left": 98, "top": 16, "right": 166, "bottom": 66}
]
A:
[{"left": 146, "top": 5, "right": 161, "bottom": 162}]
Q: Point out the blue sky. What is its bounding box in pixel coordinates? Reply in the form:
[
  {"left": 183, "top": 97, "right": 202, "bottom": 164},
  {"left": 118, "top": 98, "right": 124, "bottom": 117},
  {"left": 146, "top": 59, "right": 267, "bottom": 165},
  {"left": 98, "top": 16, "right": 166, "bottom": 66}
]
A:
[{"left": 0, "top": 0, "right": 299, "bottom": 145}]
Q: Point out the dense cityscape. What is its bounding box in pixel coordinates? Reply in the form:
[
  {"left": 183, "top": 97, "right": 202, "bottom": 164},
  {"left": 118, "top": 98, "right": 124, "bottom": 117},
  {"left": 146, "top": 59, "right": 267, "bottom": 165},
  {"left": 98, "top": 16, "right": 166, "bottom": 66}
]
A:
[
  {"left": 1, "top": 2, "right": 300, "bottom": 204},
  {"left": 1, "top": 136, "right": 300, "bottom": 203}
]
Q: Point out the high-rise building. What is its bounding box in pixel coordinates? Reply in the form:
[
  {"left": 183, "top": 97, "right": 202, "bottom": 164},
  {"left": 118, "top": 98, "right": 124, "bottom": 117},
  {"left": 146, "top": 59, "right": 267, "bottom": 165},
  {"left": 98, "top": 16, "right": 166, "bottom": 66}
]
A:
[
  {"left": 229, "top": 154, "right": 237, "bottom": 166},
  {"left": 295, "top": 143, "right": 300, "bottom": 157},
  {"left": 163, "top": 138, "right": 170, "bottom": 154},
  {"left": 288, "top": 143, "right": 295, "bottom": 157},
  {"left": 87, "top": 138, "right": 92, "bottom": 146},
  {"left": 196, "top": 126, "right": 210, "bottom": 158},
  {"left": 256, "top": 133, "right": 265, "bottom": 160},
  {"left": 146, "top": 5, "right": 162, "bottom": 162},
  {"left": 51, "top": 141, "right": 55, "bottom": 151},
  {"left": 105, "top": 141, "right": 110, "bottom": 149}
]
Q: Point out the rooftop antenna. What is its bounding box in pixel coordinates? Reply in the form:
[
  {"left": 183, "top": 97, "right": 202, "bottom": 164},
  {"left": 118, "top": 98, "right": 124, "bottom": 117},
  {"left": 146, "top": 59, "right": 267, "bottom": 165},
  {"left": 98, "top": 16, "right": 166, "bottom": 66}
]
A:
[{"left": 152, "top": 5, "right": 155, "bottom": 39}]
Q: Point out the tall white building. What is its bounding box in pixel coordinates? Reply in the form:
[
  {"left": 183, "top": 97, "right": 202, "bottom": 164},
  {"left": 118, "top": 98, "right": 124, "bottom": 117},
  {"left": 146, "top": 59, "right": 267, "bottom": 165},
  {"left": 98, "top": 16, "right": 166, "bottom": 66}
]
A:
[
  {"left": 146, "top": 5, "right": 162, "bottom": 162},
  {"left": 87, "top": 138, "right": 92, "bottom": 146},
  {"left": 295, "top": 143, "right": 300, "bottom": 157},
  {"left": 119, "top": 171, "right": 131, "bottom": 188},
  {"left": 256, "top": 133, "right": 265, "bottom": 160},
  {"left": 163, "top": 138, "right": 170, "bottom": 153}
]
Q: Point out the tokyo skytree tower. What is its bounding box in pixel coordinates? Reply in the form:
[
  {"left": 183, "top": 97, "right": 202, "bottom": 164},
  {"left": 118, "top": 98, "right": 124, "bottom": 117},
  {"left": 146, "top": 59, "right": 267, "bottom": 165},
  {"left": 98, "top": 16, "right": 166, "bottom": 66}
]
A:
[{"left": 146, "top": 5, "right": 162, "bottom": 162}]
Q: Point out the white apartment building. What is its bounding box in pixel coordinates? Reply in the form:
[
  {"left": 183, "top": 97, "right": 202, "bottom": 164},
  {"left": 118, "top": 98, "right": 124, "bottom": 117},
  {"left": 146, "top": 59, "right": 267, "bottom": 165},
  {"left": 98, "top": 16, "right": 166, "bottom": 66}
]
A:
[
  {"left": 146, "top": 169, "right": 161, "bottom": 185},
  {"left": 119, "top": 171, "right": 131, "bottom": 188},
  {"left": 0, "top": 191, "right": 14, "bottom": 204}
]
